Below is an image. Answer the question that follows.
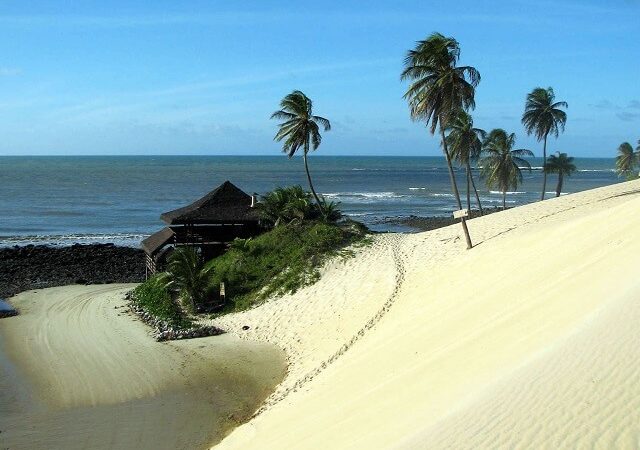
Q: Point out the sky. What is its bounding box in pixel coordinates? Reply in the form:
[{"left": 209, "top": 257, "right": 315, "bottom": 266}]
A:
[{"left": 0, "top": 0, "right": 638, "bottom": 157}]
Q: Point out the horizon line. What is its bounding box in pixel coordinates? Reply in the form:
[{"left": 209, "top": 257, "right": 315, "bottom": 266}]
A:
[{"left": 0, "top": 153, "right": 615, "bottom": 159}]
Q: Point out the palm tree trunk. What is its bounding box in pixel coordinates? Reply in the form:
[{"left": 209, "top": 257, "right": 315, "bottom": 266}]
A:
[
  {"left": 303, "top": 141, "right": 323, "bottom": 212},
  {"left": 541, "top": 134, "right": 548, "bottom": 201},
  {"left": 440, "top": 127, "right": 472, "bottom": 249},
  {"left": 466, "top": 165, "right": 471, "bottom": 210},
  {"left": 502, "top": 190, "right": 506, "bottom": 210},
  {"left": 556, "top": 173, "right": 563, "bottom": 197},
  {"left": 467, "top": 161, "right": 484, "bottom": 215}
]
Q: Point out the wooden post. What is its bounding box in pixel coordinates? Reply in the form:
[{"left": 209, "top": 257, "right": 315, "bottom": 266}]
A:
[
  {"left": 452, "top": 209, "right": 472, "bottom": 249},
  {"left": 220, "top": 282, "right": 226, "bottom": 303},
  {"left": 452, "top": 209, "right": 469, "bottom": 220}
]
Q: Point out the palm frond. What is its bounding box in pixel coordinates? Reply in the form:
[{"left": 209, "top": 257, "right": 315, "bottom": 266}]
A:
[
  {"left": 521, "top": 86, "right": 568, "bottom": 141},
  {"left": 402, "top": 32, "right": 480, "bottom": 135}
]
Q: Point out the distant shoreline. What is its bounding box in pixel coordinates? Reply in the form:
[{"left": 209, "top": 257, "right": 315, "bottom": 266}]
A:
[
  {"left": 0, "top": 211, "right": 493, "bottom": 299},
  {"left": 0, "top": 154, "right": 618, "bottom": 159}
]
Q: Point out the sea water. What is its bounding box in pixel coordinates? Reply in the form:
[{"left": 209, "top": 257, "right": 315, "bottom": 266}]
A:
[{"left": 0, "top": 155, "right": 619, "bottom": 247}]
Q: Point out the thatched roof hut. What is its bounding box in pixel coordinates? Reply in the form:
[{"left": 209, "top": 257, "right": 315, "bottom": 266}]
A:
[
  {"left": 141, "top": 227, "right": 175, "bottom": 258},
  {"left": 142, "top": 181, "right": 261, "bottom": 275},
  {"left": 161, "top": 180, "right": 259, "bottom": 225}
]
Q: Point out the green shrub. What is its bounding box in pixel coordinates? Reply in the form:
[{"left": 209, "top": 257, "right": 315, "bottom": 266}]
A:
[
  {"left": 257, "top": 185, "right": 342, "bottom": 227},
  {"left": 131, "top": 275, "right": 191, "bottom": 328},
  {"left": 209, "top": 220, "right": 368, "bottom": 312},
  {"left": 161, "top": 246, "right": 216, "bottom": 313}
]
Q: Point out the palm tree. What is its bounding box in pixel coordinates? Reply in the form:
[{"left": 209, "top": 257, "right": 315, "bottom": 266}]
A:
[
  {"left": 402, "top": 32, "right": 480, "bottom": 249},
  {"left": 615, "top": 142, "right": 637, "bottom": 179},
  {"left": 161, "top": 247, "right": 216, "bottom": 313},
  {"left": 480, "top": 129, "right": 534, "bottom": 210},
  {"left": 257, "top": 186, "right": 314, "bottom": 227},
  {"left": 271, "top": 91, "right": 331, "bottom": 210},
  {"left": 446, "top": 110, "right": 486, "bottom": 214},
  {"left": 543, "top": 152, "right": 576, "bottom": 197},
  {"left": 522, "top": 87, "right": 567, "bottom": 200}
]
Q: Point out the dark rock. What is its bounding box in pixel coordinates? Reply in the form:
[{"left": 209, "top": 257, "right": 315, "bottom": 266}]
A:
[
  {"left": 242, "top": 325, "right": 250, "bottom": 331},
  {"left": 0, "top": 244, "right": 146, "bottom": 298},
  {"left": 375, "top": 208, "right": 504, "bottom": 232}
]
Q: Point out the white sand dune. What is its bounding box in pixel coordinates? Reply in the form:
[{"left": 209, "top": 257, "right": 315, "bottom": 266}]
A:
[{"left": 214, "top": 180, "right": 640, "bottom": 449}]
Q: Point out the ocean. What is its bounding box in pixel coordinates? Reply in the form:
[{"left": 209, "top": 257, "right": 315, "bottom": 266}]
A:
[{"left": 0, "top": 155, "right": 619, "bottom": 247}]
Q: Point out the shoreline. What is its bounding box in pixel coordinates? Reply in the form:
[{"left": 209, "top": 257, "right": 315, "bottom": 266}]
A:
[
  {"left": 0, "top": 212, "right": 472, "bottom": 300},
  {"left": 0, "top": 285, "right": 286, "bottom": 449}
]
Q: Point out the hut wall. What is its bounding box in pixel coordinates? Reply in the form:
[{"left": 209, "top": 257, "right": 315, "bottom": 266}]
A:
[{"left": 171, "top": 223, "right": 260, "bottom": 245}]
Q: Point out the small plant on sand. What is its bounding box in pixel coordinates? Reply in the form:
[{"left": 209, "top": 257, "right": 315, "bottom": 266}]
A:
[
  {"left": 159, "top": 246, "right": 217, "bottom": 313},
  {"left": 131, "top": 275, "right": 191, "bottom": 328}
]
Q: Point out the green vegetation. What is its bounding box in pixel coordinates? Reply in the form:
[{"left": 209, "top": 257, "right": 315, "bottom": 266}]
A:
[
  {"left": 402, "top": 32, "right": 480, "bottom": 249},
  {"left": 544, "top": 152, "right": 577, "bottom": 197},
  {"left": 131, "top": 275, "right": 192, "bottom": 328},
  {"left": 615, "top": 141, "right": 639, "bottom": 180},
  {"left": 446, "top": 110, "right": 486, "bottom": 214},
  {"left": 158, "top": 246, "right": 217, "bottom": 313},
  {"left": 480, "top": 129, "right": 534, "bottom": 209},
  {"left": 257, "top": 185, "right": 341, "bottom": 227},
  {"left": 207, "top": 219, "right": 368, "bottom": 312},
  {"left": 140, "top": 186, "right": 365, "bottom": 318},
  {"left": 522, "top": 87, "right": 568, "bottom": 200},
  {"left": 271, "top": 90, "right": 331, "bottom": 211}
]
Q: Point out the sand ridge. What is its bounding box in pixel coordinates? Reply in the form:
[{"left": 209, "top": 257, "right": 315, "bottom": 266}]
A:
[{"left": 213, "top": 180, "right": 640, "bottom": 449}]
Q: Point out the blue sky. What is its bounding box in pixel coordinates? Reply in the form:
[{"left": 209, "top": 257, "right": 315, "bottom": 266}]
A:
[{"left": 0, "top": 1, "right": 638, "bottom": 157}]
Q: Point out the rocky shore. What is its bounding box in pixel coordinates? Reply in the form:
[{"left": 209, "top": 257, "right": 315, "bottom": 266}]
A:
[
  {"left": 125, "top": 291, "right": 225, "bottom": 342},
  {"left": 0, "top": 244, "right": 145, "bottom": 298},
  {"left": 375, "top": 208, "right": 504, "bottom": 232}
]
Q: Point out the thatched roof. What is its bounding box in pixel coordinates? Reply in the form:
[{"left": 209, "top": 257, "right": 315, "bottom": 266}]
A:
[
  {"left": 161, "top": 181, "right": 259, "bottom": 225},
  {"left": 141, "top": 227, "right": 175, "bottom": 256}
]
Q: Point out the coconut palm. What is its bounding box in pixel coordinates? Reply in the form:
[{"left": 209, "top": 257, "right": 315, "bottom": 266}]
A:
[
  {"left": 522, "top": 87, "right": 567, "bottom": 201},
  {"left": 615, "top": 142, "right": 637, "bottom": 179},
  {"left": 480, "top": 129, "right": 534, "bottom": 210},
  {"left": 543, "top": 152, "right": 576, "bottom": 197},
  {"left": 161, "top": 247, "right": 216, "bottom": 313},
  {"left": 271, "top": 91, "right": 331, "bottom": 211},
  {"left": 402, "top": 32, "right": 480, "bottom": 249},
  {"left": 446, "top": 110, "right": 486, "bottom": 214},
  {"left": 257, "top": 186, "right": 314, "bottom": 227}
]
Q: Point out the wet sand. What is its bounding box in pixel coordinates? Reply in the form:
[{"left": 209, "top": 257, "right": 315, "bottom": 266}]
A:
[{"left": 0, "top": 284, "right": 286, "bottom": 450}]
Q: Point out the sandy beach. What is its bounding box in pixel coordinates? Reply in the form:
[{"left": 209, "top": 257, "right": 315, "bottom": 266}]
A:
[
  {"left": 211, "top": 179, "right": 640, "bottom": 449},
  {"left": 0, "top": 285, "right": 286, "bottom": 450},
  {"left": 2, "top": 180, "right": 639, "bottom": 449}
]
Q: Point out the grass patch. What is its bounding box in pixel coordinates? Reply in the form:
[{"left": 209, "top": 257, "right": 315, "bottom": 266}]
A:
[
  {"left": 209, "top": 219, "right": 369, "bottom": 313},
  {"left": 131, "top": 276, "right": 192, "bottom": 329}
]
